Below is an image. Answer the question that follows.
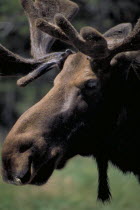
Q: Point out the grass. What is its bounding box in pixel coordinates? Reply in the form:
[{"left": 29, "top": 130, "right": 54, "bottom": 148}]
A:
[{"left": 0, "top": 156, "right": 140, "bottom": 210}]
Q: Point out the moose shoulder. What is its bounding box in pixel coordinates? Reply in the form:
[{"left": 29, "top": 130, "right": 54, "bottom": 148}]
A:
[{"left": 1, "top": 0, "right": 140, "bottom": 203}]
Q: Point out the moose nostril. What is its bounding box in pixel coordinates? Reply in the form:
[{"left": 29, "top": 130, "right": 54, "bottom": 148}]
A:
[{"left": 19, "top": 143, "right": 33, "bottom": 153}]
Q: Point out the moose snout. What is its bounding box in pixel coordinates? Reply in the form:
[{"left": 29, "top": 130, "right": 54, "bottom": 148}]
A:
[
  {"left": 1, "top": 151, "right": 33, "bottom": 185},
  {"left": 2, "top": 166, "right": 32, "bottom": 186}
]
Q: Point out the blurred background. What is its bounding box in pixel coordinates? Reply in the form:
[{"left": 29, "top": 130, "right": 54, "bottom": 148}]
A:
[{"left": 0, "top": 0, "right": 140, "bottom": 209}]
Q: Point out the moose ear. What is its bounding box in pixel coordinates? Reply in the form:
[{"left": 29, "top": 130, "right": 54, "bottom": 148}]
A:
[
  {"left": 104, "top": 23, "right": 132, "bottom": 49},
  {"left": 110, "top": 51, "right": 140, "bottom": 79}
]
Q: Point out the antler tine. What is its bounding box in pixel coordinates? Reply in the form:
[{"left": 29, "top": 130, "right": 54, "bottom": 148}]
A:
[
  {"left": 17, "top": 49, "right": 73, "bottom": 87},
  {"left": 36, "top": 18, "right": 70, "bottom": 44},
  {"left": 37, "top": 12, "right": 140, "bottom": 63},
  {"left": 36, "top": 14, "right": 80, "bottom": 46},
  {"left": 110, "top": 19, "right": 140, "bottom": 57},
  {"left": 37, "top": 14, "right": 109, "bottom": 58},
  {"left": 20, "top": 0, "right": 79, "bottom": 59},
  {"left": 56, "top": 14, "right": 109, "bottom": 58},
  {"left": 0, "top": 44, "right": 71, "bottom": 78},
  {"left": 0, "top": 0, "right": 78, "bottom": 83},
  {"left": 20, "top": 1, "right": 140, "bottom": 67},
  {"left": 0, "top": 44, "right": 41, "bottom": 76}
]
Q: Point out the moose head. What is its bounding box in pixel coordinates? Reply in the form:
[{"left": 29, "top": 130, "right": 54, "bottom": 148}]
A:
[{"left": 1, "top": 0, "right": 140, "bottom": 202}]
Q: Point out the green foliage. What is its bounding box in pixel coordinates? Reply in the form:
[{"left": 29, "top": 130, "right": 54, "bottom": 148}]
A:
[
  {"left": 0, "top": 0, "right": 28, "bottom": 36},
  {"left": 0, "top": 0, "right": 20, "bottom": 15}
]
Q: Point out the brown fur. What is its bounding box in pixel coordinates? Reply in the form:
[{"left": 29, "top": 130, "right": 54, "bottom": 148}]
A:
[{"left": 2, "top": 52, "right": 98, "bottom": 187}]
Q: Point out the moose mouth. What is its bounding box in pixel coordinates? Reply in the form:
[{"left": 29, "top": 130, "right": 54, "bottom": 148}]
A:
[
  {"left": 30, "top": 156, "right": 58, "bottom": 186},
  {"left": 13, "top": 155, "right": 61, "bottom": 186}
]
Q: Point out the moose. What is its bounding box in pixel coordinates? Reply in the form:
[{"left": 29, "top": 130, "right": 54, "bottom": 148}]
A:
[{"left": 1, "top": 0, "right": 140, "bottom": 202}]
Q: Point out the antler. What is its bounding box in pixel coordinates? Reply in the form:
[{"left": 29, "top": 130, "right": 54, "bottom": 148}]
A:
[
  {"left": 21, "top": 0, "right": 78, "bottom": 59},
  {"left": 37, "top": 12, "right": 140, "bottom": 64},
  {"left": 37, "top": 14, "right": 109, "bottom": 58},
  {"left": 110, "top": 19, "right": 140, "bottom": 57},
  {"left": 0, "top": 0, "right": 78, "bottom": 86},
  {"left": 17, "top": 49, "right": 72, "bottom": 87},
  {"left": 2, "top": 0, "right": 137, "bottom": 84},
  {"left": 0, "top": 44, "right": 39, "bottom": 76}
]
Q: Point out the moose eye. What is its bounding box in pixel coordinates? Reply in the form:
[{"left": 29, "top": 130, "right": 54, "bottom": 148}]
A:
[{"left": 85, "top": 79, "right": 98, "bottom": 89}]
